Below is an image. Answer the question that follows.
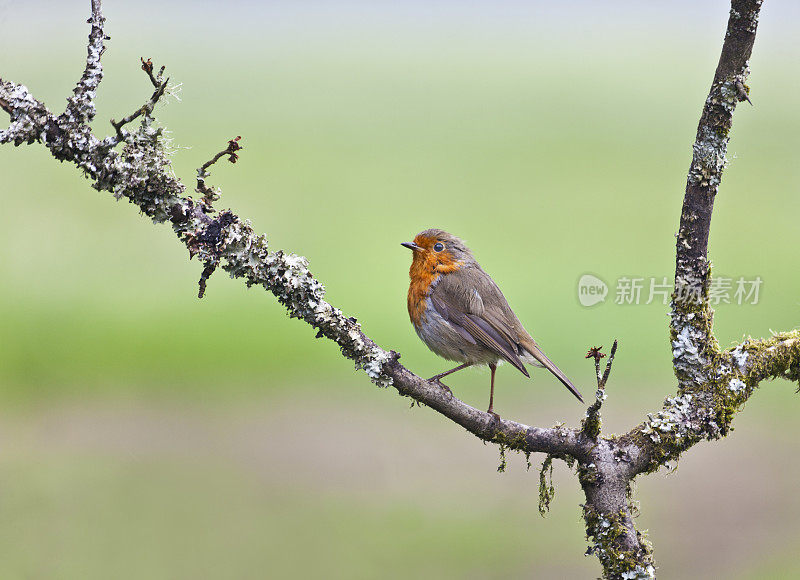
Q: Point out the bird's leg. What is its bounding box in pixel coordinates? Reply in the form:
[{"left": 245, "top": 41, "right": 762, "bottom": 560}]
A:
[
  {"left": 428, "top": 362, "right": 472, "bottom": 398},
  {"left": 429, "top": 362, "right": 471, "bottom": 382},
  {"left": 487, "top": 363, "right": 500, "bottom": 421}
]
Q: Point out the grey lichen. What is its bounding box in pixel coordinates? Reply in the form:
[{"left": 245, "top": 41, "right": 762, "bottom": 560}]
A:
[
  {"left": 671, "top": 326, "right": 709, "bottom": 381},
  {"left": 642, "top": 394, "right": 695, "bottom": 444},
  {"left": 688, "top": 124, "right": 729, "bottom": 187},
  {"left": 0, "top": 82, "right": 48, "bottom": 145}
]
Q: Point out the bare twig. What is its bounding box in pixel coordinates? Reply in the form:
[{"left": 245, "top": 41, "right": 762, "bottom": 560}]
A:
[
  {"left": 586, "top": 345, "right": 606, "bottom": 384},
  {"left": 735, "top": 79, "right": 753, "bottom": 105},
  {"left": 198, "top": 262, "right": 217, "bottom": 299},
  {"left": 140, "top": 57, "right": 164, "bottom": 89},
  {"left": 582, "top": 341, "right": 618, "bottom": 440},
  {"left": 599, "top": 341, "right": 618, "bottom": 390},
  {"left": 196, "top": 136, "right": 243, "bottom": 204},
  {"left": 110, "top": 60, "right": 168, "bottom": 138}
]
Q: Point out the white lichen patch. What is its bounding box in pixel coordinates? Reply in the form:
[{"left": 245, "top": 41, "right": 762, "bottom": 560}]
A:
[
  {"left": 622, "top": 565, "right": 656, "bottom": 580},
  {"left": 711, "top": 79, "right": 742, "bottom": 112},
  {"left": 357, "top": 347, "right": 394, "bottom": 388},
  {"left": 728, "top": 378, "right": 746, "bottom": 393},
  {"left": 671, "top": 324, "right": 711, "bottom": 385},
  {"left": 689, "top": 125, "right": 729, "bottom": 187},
  {"left": 642, "top": 394, "right": 694, "bottom": 443},
  {"left": 731, "top": 345, "right": 749, "bottom": 370},
  {"left": 672, "top": 327, "right": 699, "bottom": 359},
  {"left": 689, "top": 74, "right": 752, "bottom": 188}
]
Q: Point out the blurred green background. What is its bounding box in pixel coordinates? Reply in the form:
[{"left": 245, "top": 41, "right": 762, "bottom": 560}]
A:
[{"left": 1, "top": 1, "right": 799, "bottom": 578}]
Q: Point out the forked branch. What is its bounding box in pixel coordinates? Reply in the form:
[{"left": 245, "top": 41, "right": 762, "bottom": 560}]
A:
[{"left": 110, "top": 58, "right": 168, "bottom": 138}]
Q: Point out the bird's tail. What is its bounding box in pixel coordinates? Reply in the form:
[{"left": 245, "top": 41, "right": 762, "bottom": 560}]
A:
[{"left": 520, "top": 339, "right": 584, "bottom": 403}]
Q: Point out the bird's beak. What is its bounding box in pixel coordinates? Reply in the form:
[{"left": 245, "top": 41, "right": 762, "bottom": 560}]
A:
[{"left": 401, "top": 242, "right": 422, "bottom": 252}]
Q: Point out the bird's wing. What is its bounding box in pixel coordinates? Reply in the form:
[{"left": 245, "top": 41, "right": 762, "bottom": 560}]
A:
[
  {"left": 429, "top": 270, "right": 529, "bottom": 376},
  {"left": 433, "top": 267, "right": 584, "bottom": 403}
]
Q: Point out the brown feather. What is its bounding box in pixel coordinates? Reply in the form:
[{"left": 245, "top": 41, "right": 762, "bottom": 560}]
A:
[{"left": 433, "top": 266, "right": 583, "bottom": 403}]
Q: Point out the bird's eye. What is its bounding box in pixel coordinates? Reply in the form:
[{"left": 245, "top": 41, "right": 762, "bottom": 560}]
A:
[{"left": 433, "top": 242, "right": 444, "bottom": 252}]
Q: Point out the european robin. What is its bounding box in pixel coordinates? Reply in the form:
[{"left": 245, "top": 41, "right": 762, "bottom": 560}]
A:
[{"left": 402, "top": 229, "right": 584, "bottom": 417}]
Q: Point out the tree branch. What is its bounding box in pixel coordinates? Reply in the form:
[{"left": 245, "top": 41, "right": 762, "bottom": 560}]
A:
[
  {"left": 64, "top": 0, "right": 106, "bottom": 124},
  {"left": 672, "top": 0, "right": 763, "bottom": 375},
  {"left": 0, "top": 29, "right": 586, "bottom": 465},
  {"left": 616, "top": 0, "right": 774, "bottom": 478}
]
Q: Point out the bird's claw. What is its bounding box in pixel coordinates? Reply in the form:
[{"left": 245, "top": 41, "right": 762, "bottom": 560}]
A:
[
  {"left": 487, "top": 410, "right": 501, "bottom": 424},
  {"left": 429, "top": 378, "right": 453, "bottom": 399}
]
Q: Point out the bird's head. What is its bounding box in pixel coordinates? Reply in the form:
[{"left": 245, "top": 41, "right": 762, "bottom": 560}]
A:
[{"left": 402, "top": 229, "right": 474, "bottom": 273}]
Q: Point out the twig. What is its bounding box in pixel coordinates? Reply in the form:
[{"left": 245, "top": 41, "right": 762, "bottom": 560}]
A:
[
  {"left": 735, "top": 79, "right": 753, "bottom": 106},
  {"left": 581, "top": 341, "right": 618, "bottom": 440},
  {"left": 598, "top": 341, "right": 618, "bottom": 390},
  {"left": 110, "top": 58, "right": 168, "bottom": 138},
  {"left": 196, "top": 136, "right": 243, "bottom": 204},
  {"left": 140, "top": 57, "right": 164, "bottom": 89},
  {"left": 587, "top": 345, "right": 606, "bottom": 384},
  {"left": 198, "top": 261, "right": 217, "bottom": 299}
]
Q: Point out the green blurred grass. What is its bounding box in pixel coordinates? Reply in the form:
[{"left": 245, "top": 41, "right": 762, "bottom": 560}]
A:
[
  {"left": 0, "top": 457, "right": 586, "bottom": 579},
  {"left": 1, "top": 2, "right": 800, "bottom": 578}
]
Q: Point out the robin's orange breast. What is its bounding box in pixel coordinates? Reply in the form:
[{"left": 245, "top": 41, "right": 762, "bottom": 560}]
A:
[
  {"left": 407, "top": 270, "right": 435, "bottom": 327},
  {"left": 407, "top": 252, "right": 462, "bottom": 327}
]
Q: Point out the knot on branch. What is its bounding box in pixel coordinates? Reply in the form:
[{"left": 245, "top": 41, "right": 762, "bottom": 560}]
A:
[
  {"left": 734, "top": 78, "right": 753, "bottom": 105},
  {"left": 185, "top": 210, "right": 237, "bottom": 298}
]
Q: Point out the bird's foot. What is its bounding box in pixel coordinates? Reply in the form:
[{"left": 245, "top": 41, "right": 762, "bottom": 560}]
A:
[
  {"left": 486, "top": 409, "right": 501, "bottom": 424},
  {"left": 428, "top": 377, "right": 453, "bottom": 399}
]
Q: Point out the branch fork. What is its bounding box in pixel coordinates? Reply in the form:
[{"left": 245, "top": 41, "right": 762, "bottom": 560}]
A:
[{"left": 110, "top": 57, "right": 169, "bottom": 139}]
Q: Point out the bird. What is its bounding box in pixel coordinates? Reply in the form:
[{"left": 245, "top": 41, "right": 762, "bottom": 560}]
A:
[{"left": 402, "top": 228, "right": 583, "bottom": 417}]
